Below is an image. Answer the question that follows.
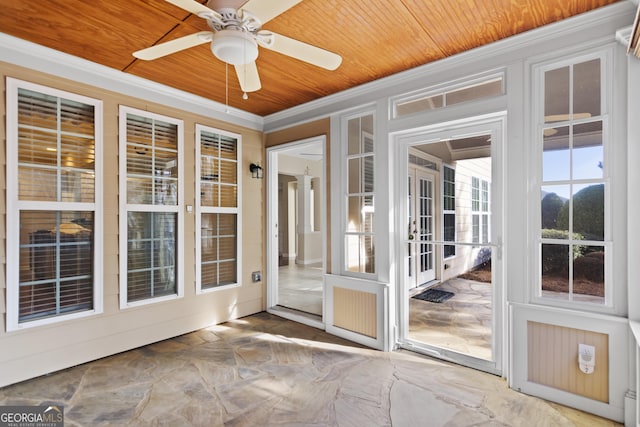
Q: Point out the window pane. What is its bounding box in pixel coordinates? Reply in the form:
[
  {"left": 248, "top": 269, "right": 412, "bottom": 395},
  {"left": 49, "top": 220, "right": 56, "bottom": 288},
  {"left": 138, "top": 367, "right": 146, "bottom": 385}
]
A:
[
  {"left": 347, "top": 118, "right": 361, "bottom": 155},
  {"left": 481, "top": 181, "right": 489, "bottom": 212},
  {"left": 18, "top": 88, "right": 58, "bottom": 130},
  {"left": 348, "top": 158, "right": 365, "bottom": 193},
  {"left": 541, "top": 186, "right": 569, "bottom": 231},
  {"left": 543, "top": 126, "right": 570, "bottom": 182},
  {"left": 482, "top": 215, "right": 489, "bottom": 244},
  {"left": 19, "top": 210, "right": 94, "bottom": 322},
  {"left": 572, "top": 184, "right": 604, "bottom": 241},
  {"left": 19, "top": 167, "right": 57, "bottom": 201},
  {"left": 200, "top": 181, "right": 216, "bottom": 207},
  {"left": 541, "top": 243, "right": 570, "bottom": 300},
  {"left": 127, "top": 212, "right": 177, "bottom": 302},
  {"left": 472, "top": 215, "right": 480, "bottom": 243},
  {"left": 219, "top": 159, "right": 237, "bottom": 186},
  {"left": 346, "top": 234, "right": 375, "bottom": 273},
  {"left": 201, "top": 213, "right": 237, "bottom": 289},
  {"left": 443, "top": 213, "right": 456, "bottom": 257},
  {"left": 126, "top": 113, "right": 179, "bottom": 206},
  {"left": 396, "top": 94, "right": 443, "bottom": 117},
  {"left": 154, "top": 121, "right": 178, "bottom": 151},
  {"left": 60, "top": 98, "right": 95, "bottom": 134},
  {"left": 347, "top": 195, "right": 374, "bottom": 233},
  {"left": 61, "top": 170, "right": 95, "bottom": 203},
  {"left": 573, "top": 246, "right": 604, "bottom": 302},
  {"left": 18, "top": 128, "right": 57, "bottom": 166},
  {"left": 443, "top": 166, "right": 455, "bottom": 211},
  {"left": 573, "top": 59, "right": 601, "bottom": 119},
  {"left": 573, "top": 121, "right": 603, "bottom": 180},
  {"left": 544, "top": 66, "right": 570, "bottom": 123},
  {"left": 472, "top": 177, "right": 480, "bottom": 212},
  {"left": 126, "top": 114, "right": 153, "bottom": 145},
  {"left": 446, "top": 78, "right": 503, "bottom": 105},
  {"left": 219, "top": 185, "right": 237, "bottom": 208}
]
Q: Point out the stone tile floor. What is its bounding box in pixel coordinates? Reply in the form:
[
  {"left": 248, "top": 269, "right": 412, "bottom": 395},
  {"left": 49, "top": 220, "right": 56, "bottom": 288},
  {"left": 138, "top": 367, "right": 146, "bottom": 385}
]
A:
[
  {"left": 0, "top": 312, "right": 621, "bottom": 426},
  {"left": 410, "top": 278, "right": 493, "bottom": 360}
]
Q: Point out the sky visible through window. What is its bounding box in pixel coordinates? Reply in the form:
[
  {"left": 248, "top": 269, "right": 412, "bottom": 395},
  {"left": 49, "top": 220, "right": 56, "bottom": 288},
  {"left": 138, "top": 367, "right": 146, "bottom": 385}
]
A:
[{"left": 543, "top": 145, "right": 602, "bottom": 199}]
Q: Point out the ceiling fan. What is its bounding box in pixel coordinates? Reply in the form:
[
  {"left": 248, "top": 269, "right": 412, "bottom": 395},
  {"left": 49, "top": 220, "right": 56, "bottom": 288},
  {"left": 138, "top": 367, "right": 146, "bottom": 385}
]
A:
[{"left": 133, "top": 0, "right": 342, "bottom": 93}]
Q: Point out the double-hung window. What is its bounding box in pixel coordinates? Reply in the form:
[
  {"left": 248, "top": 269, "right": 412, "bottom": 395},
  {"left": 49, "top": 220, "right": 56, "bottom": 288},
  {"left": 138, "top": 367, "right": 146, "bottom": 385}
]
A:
[
  {"left": 195, "top": 125, "right": 240, "bottom": 292},
  {"left": 6, "top": 78, "right": 103, "bottom": 330},
  {"left": 119, "top": 106, "right": 183, "bottom": 307},
  {"left": 536, "top": 53, "right": 609, "bottom": 306},
  {"left": 472, "top": 177, "right": 490, "bottom": 245},
  {"left": 442, "top": 165, "right": 456, "bottom": 258}
]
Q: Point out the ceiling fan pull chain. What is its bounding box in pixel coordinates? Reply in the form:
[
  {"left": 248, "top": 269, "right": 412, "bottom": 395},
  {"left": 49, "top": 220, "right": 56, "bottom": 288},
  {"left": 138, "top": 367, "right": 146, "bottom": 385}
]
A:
[{"left": 225, "top": 62, "right": 229, "bottom": 113}]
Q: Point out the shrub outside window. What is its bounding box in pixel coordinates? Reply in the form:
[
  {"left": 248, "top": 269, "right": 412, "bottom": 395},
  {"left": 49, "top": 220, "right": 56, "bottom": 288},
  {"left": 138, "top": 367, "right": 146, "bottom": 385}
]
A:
[{"left": 537, "top": 56, "right": 607, "bottom": 305}]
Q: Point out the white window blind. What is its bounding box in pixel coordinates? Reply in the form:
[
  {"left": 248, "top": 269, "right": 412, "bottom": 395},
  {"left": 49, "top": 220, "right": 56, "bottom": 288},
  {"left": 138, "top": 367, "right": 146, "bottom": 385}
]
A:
[
  {"left": 196, "top": 125, "right": 240, "bottom": 292},
  {"left": 119, "top": 106, "right": 183, "bottom": 306},
  {"left": 6, "top": 78, "right": 103, "bottom": 329}
]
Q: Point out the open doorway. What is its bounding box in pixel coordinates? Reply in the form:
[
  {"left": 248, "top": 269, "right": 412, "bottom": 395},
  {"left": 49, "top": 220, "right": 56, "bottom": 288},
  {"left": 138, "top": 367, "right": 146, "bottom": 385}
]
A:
[
  {"left": 266, "top": 137, "right": 326, "bottom": 328},
  {"left": 396, "top": 118, "right": 504, "bottom": 375}
]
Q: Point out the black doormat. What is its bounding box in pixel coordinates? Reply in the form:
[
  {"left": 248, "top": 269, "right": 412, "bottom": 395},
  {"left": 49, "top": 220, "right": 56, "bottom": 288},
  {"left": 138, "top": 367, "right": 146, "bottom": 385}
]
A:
[{"left": 412, "top": 288, "right": 454, "bottom": 303}]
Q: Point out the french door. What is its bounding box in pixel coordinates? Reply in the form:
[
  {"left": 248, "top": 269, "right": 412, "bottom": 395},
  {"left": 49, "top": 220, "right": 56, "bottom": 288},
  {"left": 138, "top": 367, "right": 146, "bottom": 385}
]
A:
[{"left": 408, "top": 169, "right": 436, "bottom": 288}]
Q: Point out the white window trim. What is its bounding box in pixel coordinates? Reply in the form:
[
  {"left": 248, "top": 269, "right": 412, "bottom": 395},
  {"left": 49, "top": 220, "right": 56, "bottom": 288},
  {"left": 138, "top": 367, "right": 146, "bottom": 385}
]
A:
[
  {"left": 118, "top": 105, "right": 184, "bottom": 308},
  {"left": 442, "top": 164, "right": 457, "bottom": 260},
  {"left": 194, "top": 124, "right": 242, "bottom": 294},
  {"left": 5, "top": 77, "right": 104, "bottom": 331},
  {"left": 342, "top": 110, "right": 377, "bottom": 278},
  {"left": 389, "top": 69, "right": 506, "bottom": 120},
  {"left": 472, "top": 176, "right": 491, "bottom": 245},
  {"left": 529, "top": 47, "right": 617, "bottom": 313}
]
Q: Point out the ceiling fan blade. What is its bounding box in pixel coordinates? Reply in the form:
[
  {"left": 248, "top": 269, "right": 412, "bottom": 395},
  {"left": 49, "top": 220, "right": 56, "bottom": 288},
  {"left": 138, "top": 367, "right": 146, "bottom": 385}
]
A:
[
  {"left": 133, "top": 31, "right": 213, "bottom": 60},
  {"left": 164, "top": 0, "right": 221, "bottom": 19},
  {"left": 234, "top": 62, "right": 261, "bottom": 92},
  {"left": 239, "top": 0, "right": 302, "bottom": 25},
  {"left": 259, "top": 32, "right": 342, "bottom": 70}
]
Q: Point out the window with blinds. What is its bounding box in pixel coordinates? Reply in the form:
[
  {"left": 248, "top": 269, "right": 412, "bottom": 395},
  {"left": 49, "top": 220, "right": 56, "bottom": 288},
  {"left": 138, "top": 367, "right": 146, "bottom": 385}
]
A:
[
  {"left": 345, "top": 113, "right": 375, "bottom": 274},
  {"left": 5, "top": 78, "right": 102, "bottom": 329},
  {"left": 196, "top": 125, "right": 240, "bottom": 292},
  {"left": 119, "top": 106, "right": 183, "bottom": 306}
]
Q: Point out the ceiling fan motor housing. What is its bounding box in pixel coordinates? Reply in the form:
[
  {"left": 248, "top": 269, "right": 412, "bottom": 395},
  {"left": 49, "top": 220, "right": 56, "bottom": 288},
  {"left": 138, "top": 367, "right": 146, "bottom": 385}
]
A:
[{"left": 211, "top": 29, "right": 259, "bottom": 65}]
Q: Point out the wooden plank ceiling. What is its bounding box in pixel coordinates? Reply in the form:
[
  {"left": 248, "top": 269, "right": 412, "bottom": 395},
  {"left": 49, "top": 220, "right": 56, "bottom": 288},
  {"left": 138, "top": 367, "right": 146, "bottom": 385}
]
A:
[{"left": 0, "top": 0, "right": 619, "bottom": 116}]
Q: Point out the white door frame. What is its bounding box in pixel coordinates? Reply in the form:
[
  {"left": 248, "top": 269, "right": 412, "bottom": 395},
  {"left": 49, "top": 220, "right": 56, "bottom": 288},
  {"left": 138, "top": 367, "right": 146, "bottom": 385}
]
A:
[
  {"left": 408, "top": 167, "right": 438, "bottom": 287},
  {"left": 392, "top": 113, "right": 506, "bottom": 375},
  {"left": 266, "top": 136, "right": 327, "bottom": 329}
]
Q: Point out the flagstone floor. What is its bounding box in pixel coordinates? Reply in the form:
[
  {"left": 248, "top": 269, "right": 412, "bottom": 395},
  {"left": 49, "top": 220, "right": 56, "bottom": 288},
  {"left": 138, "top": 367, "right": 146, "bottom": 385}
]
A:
[
  {"left": 409, "top": 278, "right": 493, "bottom": 360},
  {"left": 0, "top": 312, "right": 620, "bottom": 426}
]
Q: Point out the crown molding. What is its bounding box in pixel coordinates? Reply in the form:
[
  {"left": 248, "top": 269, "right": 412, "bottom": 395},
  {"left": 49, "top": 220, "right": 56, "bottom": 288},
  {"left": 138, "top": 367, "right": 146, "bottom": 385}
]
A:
[{"left": 0, "top": 33, "right": 264, "bottom": 131}]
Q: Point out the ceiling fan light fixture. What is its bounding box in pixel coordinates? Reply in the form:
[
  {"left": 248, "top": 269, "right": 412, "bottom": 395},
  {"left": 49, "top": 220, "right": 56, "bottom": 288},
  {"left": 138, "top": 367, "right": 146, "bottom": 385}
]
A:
[{"left": 212, "top": 29, "right": 258, "bottom": 65}]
